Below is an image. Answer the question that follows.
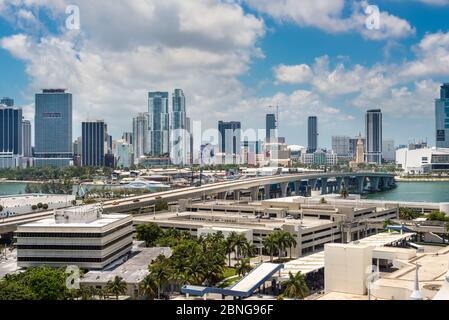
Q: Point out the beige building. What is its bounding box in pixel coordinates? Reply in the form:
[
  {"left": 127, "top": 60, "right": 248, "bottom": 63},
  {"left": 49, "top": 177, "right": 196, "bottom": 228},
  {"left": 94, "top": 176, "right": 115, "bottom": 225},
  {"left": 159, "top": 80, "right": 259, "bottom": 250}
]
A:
[
  {"left": 135, "top": 196, "right": 398, "bottom": 258},
  {"left": 16, "top": 205, "right": 133, "bottom": 270}
]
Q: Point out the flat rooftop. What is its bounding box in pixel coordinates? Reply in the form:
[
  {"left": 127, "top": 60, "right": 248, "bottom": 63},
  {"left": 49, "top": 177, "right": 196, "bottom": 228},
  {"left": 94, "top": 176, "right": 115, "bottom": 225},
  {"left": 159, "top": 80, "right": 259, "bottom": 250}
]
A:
[
  {"left": 18, "top": 214, "right": 130, "bottom": 229},
  {"left": 0, "top": 194, "right": 74, "bottom": 207},
  {"left": 134, "top": 211, "right": 333, "bottom": 231},
  {"left": 81, "top": 247, "right": 172, "bottom": 284}
]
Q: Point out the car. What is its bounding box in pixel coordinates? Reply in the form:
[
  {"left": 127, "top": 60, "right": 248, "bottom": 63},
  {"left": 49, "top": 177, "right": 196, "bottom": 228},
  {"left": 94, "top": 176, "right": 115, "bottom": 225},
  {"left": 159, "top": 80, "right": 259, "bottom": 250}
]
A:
[
  {"left": 133, "top": 199, "right": 140, "bottom": 203},
  {"left": 112, "top": 201, "right": 119, "bottom": 206}
]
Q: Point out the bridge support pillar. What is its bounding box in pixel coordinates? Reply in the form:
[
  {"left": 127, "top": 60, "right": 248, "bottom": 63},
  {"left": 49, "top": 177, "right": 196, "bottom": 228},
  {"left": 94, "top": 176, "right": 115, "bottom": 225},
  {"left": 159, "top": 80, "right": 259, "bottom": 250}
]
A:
[
  {"left": 309, "top": 179, "right": 317, "bottom": 190},
  {"left": 321, "top": 178, "right": 328, "bottom": 195},
  {"left": 250, "top": 187, "right": 259, "bottom": 201},
  {"left": 264, "top": 185, "right": 271, "bottom": 200},
  {"left": 217, "top": 192, "right": 228, "bottom": 200},
  {"left": 280, "top": 182, "right": 288, "bottom": 198},
  {"left": 294, "top": 181, "right": 302, "bottom": 196},
  {"left": 233, "top": 190, "right": 241, "bottom": 201},
  {"left": 356, "top": 176, "right": 366, "bottom": 194},
  {"left": 369, "top": 176, "right": 380, "bottom": 192},
  {"left": 335, "top": 177, "right": 343, "bottom": 193}
]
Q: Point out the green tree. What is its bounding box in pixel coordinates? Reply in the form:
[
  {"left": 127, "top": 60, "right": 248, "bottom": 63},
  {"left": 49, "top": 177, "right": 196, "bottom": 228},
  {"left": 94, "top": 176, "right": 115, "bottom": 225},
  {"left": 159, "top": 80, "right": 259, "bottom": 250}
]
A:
[
  {"left": 399, "top": 208, "right": 419, "bottom": 220},
  {"left": 282, "top": 272, "right": 309, "bottom": 300},
  {"left": 263, "top": 234, "right": 278, "bottom": 262},
  {"left": 105, "top": 276, "right": 127, "bottom": 300},
  {"left": 340, "top": 184, "right": 349, "bottom": 199},
  {"left": 427, "top": 211, "right": 449, "bottom": 222},
  {"left": 155, "top": 200, "right": 169, "bottom": 212},
  {"left": 140, "top": 275, "right": 158, "bottom": 300},
  {"left": 235, "top": 259, "right": 252, "bottom": 277},
  {"left": 135, "top": 223, "right": 163, "bottom": 247},
  {"left": 284, "top": 232, "right": 297, "bottom": 260}
]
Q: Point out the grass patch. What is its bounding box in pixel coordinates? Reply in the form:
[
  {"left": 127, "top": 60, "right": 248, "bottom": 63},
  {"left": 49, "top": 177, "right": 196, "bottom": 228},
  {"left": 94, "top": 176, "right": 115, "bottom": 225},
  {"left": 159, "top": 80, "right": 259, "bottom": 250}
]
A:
[{"left": 222, "top": 267, "right": 236, "bottom": 279}]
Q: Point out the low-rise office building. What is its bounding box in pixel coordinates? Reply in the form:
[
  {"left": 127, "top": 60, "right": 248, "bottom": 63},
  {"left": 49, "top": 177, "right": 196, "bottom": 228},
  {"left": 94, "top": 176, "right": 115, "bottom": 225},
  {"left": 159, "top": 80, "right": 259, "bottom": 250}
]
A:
[
  {"left": 134, "top": 196, "right": 398, "bottom": 258},
  {"left": 15, "top": 205, "right": 133, "bottom": 270}
]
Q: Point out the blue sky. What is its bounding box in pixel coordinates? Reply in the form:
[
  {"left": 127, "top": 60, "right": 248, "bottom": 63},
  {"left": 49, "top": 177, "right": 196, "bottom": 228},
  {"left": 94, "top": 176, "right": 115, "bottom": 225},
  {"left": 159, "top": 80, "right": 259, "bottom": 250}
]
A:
[{"left": 1, "top": 0, "right": 449, "bottom": 148}]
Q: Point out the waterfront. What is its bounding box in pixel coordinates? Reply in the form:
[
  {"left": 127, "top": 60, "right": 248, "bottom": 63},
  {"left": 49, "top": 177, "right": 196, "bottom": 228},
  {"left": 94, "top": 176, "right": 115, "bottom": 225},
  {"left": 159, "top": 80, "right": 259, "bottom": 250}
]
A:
[
  {"left": 367, "top": 181, "right": 449, "bottom": 202},
  {"left": 2, "top": 180, "right": 449, "bottom": 202}
]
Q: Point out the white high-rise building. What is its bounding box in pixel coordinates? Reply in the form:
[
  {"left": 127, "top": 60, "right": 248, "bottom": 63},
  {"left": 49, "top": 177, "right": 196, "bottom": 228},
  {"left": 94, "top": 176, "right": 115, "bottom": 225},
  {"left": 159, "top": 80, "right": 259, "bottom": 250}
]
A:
[
  {"left": 170, "top": 89, "right": 189, "bottom": 165},
  {"left": 133, "top": 113, "right": 149, "bottom": 163}
]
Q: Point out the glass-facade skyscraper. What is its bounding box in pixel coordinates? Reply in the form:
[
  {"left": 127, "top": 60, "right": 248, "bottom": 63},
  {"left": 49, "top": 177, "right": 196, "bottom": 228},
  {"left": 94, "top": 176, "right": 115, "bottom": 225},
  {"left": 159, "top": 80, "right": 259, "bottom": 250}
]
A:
[
  {"left": 0, "top": 104, "right": 22, "bottom": 168},
  {"left": 266, "top": 114, "right": 277, "bottom": 142},
  {"left": 436, "top": 83, "right": 449, "bottom": 148},
  {"left": 218, "top": 121, "right": 241, "bottom": 154},
  {"left": 148, "top": 91, "right": 169, "bottom": 157},
  {"left": 365, "top": 109, "right": 383, "bottom": 164},
  {"left": 1, "top": 97, "right": 14, "bottom": 107},
  {"left": 34, "top": 89, "right": 73, "bottom": 167},
  {"left": 307, "top": 116, "right": 318, "bottom": 153},
  {"left": 82, "top": 120, "right": 106, "bottom": 167}
]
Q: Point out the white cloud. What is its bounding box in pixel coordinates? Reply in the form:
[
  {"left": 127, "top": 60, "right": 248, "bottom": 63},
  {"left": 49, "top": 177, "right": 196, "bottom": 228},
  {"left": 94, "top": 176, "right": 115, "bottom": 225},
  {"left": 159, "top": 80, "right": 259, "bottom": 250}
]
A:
[
  {"left": 274, "top": 64, "right": 312, "bottom": 84},
  {"left": 244, "top": 0, "right": 415, "bottom": 40},
  {"left": 0, "top": 0, "right": 266, "bottom": 138}
]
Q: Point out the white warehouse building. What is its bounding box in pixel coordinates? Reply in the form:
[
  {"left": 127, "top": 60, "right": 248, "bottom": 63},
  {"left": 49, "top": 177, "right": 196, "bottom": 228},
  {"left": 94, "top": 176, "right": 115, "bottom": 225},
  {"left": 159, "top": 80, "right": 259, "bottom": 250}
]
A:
[{"left": 396, "top": 147, "right": 449, "bottom": 174}]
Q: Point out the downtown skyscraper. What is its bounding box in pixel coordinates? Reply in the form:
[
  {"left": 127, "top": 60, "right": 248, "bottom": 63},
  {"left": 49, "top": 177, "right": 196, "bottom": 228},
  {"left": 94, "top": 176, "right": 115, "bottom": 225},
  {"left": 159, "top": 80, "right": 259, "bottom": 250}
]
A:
[
  {"left": 365, "top": 109, "right": 383, "bottom": 164},
  {"left": 34, "top": 89, "right": 73, "bottom": 167},
  {"left": 218, "top": 121, "right": 241, "bottom": 155},
  {"left": 148, "top": 91, "right": 169, "bottom": 157},
  {"left": 82, "top": 120, "right": 107, "bottom": 167},
  {"left": 266, "top": 113, "right": 277, "bottom": 142},
  {"left": 170, "top": 89, "right": 189, "bottom": 165},
  {"left": 133, "top": 113, "right": 149, "bottom": 163},
  {"left": 436, "top": 83, "right": 449, "bottom": 148},
  {"left": 307, "top": 116, "right": 318, "bottom": 153},
  {"left": 22, "top": 119, "right": 32, "bottom": 158},
  {"left": 0, "top": 104, "right": 22, "bottom": 168}
]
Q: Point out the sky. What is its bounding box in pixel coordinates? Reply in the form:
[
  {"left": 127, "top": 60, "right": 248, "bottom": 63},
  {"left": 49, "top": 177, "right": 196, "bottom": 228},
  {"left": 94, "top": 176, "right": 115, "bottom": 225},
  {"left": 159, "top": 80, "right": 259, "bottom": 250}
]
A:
[{"left": 1, "top": 0, "right": 449, "bottom": 149}]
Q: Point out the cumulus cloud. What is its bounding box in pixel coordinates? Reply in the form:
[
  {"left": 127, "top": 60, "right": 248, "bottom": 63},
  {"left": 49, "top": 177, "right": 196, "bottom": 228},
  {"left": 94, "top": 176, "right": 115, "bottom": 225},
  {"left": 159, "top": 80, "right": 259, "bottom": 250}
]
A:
[
  {"left": 0, "top": 0, "right": 266, "bottom": 138},
  {"left": 244, "top": 0, "right": 415, "bottom": 40}
]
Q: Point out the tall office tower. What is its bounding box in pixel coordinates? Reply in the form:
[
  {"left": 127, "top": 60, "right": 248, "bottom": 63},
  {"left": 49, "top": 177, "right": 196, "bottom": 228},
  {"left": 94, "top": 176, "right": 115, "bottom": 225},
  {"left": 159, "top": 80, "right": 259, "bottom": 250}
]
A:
[
  {"left": 218, "top": 121, "right": 241, "bottom": 154},
  {"left": 1, "top": 97, "right": 14, "bottom": 107},
  {"left": 170, "top": 89, "right": 188, "bottom": 165},
  {"left": 365, "top": 109, "right": 383, "bottom": 164},
  {"left": 266, "top": 113, "right": 277, "bottom": 142},
  {"left": 133, "top": 113, "right": 149, "bottom": 162},
  {"left": 0, "top": 104, "right": 22, "bottom": 168},
  {"left": 307, "top": 116, "right": 318, "bottom": 153},
  {"left": 22, "top": 119, "right": 32, "bottom": 157},
  {"left": 436, "top": 83, "right": 449, "bottom": 148},
  {"left": 122, "top": 132, "right": 133, "bottom": 146},
  {"left": 186, "top": 117, "right": 193, "bottom": 165},
  {"left": 148, "top": 91, "right": 169, "bottom": 156},
  {"left": 34, "top": 89, "right": 73, "bottom": 167},
  {"left": 332, "top": 136, "right": 350, "bottom": 156},
  {"left": 82, "top": 121, "right": 106, "bottom": 167}
]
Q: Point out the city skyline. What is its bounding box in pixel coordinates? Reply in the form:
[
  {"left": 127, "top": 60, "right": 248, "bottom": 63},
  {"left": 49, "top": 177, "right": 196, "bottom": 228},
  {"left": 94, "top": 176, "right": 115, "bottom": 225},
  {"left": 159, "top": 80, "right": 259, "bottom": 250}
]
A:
[{"left": 1, "top": 1, "right": 449, "bottom": 147}]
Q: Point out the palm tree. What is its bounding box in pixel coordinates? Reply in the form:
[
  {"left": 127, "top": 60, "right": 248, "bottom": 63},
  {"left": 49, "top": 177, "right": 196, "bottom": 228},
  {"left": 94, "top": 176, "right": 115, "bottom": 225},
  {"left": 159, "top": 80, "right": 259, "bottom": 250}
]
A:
[
  {"left": 340, "top": 184, "right": 349, "bottom": 199},
  {"left": 106, "top": 276, "right": 127, "bottom": 300},
  {"left": 140, "top": 275, "right": 158, "bottom": 300},
  {"left": 232, "top": 233, "right": 248, "bottom": 262},
  {"left": 226, "top": 232, "right": 238, "bottom": 267},
  {"left": 235, "top": 259, "right": 252, "bottom": 277},
  {"left": 284, "top": 232, "right": 297, "bottom": 260},
  {"left": 282, "top": 272, "right": 309, "bottom": 300},
  {"left": 149, "top": 257, "right": 171, "bottom": 299},
  {"left": 274, "top": 231, "right": 289, "bottom": 262},
  {"left": 263, "top": 234, "right": 278, "bottom": 262}
]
